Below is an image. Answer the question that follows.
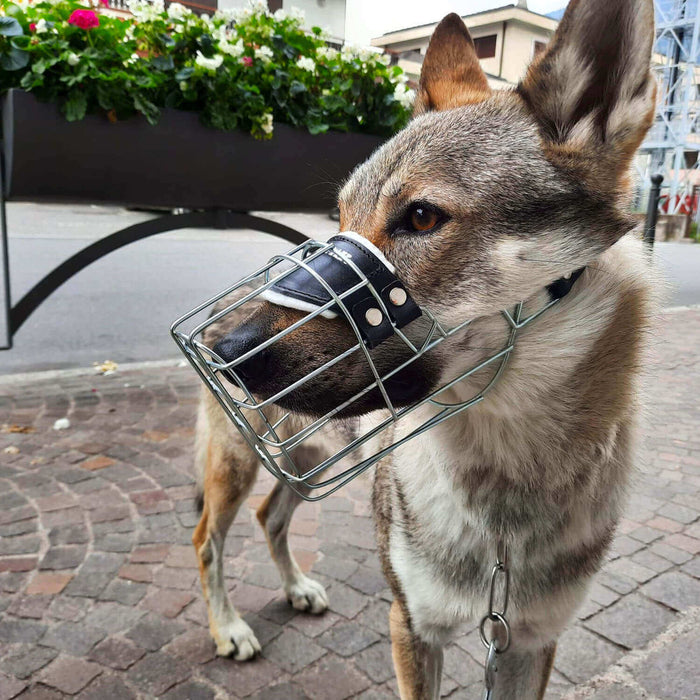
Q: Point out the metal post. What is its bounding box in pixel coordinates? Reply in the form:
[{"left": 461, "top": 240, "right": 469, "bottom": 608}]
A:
[
  {"left": 0, "top": 142, "right": 11, "bottom": 350},
  {"left": 644, "top": 174, "right": 664, "bottom": 248}
]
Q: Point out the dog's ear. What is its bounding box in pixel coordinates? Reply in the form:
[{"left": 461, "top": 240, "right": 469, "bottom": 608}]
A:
[
  {"left": 414, "top": 13, "right": 491, "bottom": 115},
  {"left": 519, "top": 0, "right": 655, "bottom": 184}
]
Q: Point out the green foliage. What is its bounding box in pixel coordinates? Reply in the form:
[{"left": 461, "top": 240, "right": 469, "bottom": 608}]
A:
[{"left": 0, "top": 0, "right": 413, "bottom": 139}]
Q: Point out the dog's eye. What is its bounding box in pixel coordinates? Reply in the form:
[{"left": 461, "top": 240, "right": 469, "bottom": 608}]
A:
[{"left": 410, "top": 206, "right": 439, "bottom": 232}]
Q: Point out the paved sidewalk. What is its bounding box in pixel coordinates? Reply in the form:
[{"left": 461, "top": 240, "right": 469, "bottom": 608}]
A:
[{"left": 1, "top": 310, "right": 699, "bottom": 700}]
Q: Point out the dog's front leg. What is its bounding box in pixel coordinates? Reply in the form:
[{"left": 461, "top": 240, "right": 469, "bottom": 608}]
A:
[
  {"left": 389, "top": 600, "right": 443, "bottom": 700},
  {"left": 489, "top": 642, "right": 557, "bottom": 700}
]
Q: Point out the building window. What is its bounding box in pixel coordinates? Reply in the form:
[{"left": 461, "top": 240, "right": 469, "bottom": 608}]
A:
[
  {"left": 533, "top": 40, "right": 548, "bottom": 57},
  {"left": 473, "top": 34, "right": 497, "bottom": 59},
  {"left": 268, "top": 0, "right": 283, "bottom": 12}
]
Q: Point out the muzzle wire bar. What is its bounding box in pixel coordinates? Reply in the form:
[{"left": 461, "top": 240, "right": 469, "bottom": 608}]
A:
[{"left": 171, "top": 239, "right": 563, "bottom": 501}]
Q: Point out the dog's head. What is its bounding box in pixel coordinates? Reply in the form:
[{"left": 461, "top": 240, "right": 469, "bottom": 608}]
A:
[{"left": 214, "top": 0, "right": 656, "bottom": 417}]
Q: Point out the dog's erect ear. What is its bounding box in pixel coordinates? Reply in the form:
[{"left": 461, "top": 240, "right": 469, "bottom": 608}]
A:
[
  {"left": 519, "top": 0, "right": 655, "bottom": 183},
  {"left": 414, "top": 13, "right": 491, "bottom": 115}
]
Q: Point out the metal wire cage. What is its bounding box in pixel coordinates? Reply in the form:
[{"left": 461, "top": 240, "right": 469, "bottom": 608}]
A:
[{"left": 170, "top": 238, "right": 561, "bottom": 501}]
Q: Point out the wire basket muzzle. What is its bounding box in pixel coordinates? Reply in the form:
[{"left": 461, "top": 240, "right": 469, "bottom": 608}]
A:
[{"left": 171, "top": 236, "right": 552, "bottom": 500}]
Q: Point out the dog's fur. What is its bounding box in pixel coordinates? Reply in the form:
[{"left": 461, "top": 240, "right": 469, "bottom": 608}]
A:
[{"left": 192, "top": 0, "right": 657, "bottom": 696}]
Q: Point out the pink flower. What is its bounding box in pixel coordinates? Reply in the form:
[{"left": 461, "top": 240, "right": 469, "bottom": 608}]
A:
[
  {"left": 68, "top": 9, "right": 100, "bottom": 30},
  {"left": 100, "top": 0, "right": 109, "bottom": 5},
  {"left": 29, "top": 22, "right": 36, "bottom": 31},
  {"left": 241, "top": 56, "right": 253, "bottom": 67}
]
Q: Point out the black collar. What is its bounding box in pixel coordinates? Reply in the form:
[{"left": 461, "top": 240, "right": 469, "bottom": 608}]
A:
[{"left": 546, "top": 267, "right": 585, "bottom": 301}]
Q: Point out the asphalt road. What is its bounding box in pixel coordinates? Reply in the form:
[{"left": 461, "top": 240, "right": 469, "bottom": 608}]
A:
[{"left": 1, "top": 203, "right": 699, "bottom": 374}]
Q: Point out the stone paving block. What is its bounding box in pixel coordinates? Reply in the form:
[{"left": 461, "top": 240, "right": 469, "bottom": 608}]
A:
[
  {"left": 264, "top": 628, "right": 326, "bottom": 674},
  {"left": 318, "top": 622, "right": 381, "bottom": 657},
  {"left": 7, "top": 595, "right": 52, "bottom": 620},
  {"left": 258, "top": 599, "right": 298, "bottom": 626},
  {"left": 649, "top": 541, "right": 693, "bottom": 564},
  {"left": 140, "top": 589, "right": 194, "bottom": 618},
  {"left": 0, "top": 535, "right": 40, "bottom": 556},
  {"left": 602, "top": 558, "right": 656, "bottom": 584},
  {"left": 47, "top": 596, "right": 89, "bottom": 622},
  {"left": 312, "top": 556, "right": 360, "bottom": 582},
  {"left": 584, "top": 593, "right": 676, "bottom": 649},
  {"left": 40, "top": 657, "right": 102, "bottom": 695},
  {"left": 201, "top": 656, "right": 282, "bottom": 697},
  {"left": 89, "top": 636, "right": 146, "bottom": 670},
  {"left": 98, "top": 578, "right": 148, "bottom": 606},
  {"left": 39, "top": 621, "right": 106, "bottom": 656},
  {"left": 81, "top": 602, "right": 145, "bottom": 634},
  {"left": 681, "top": 556, "right": 700, "bottom": 579},
  {"left": 354, "top": 642, "right": 395, "bottom": 684},
  {"left": 294, "top": 655, "right": 372, "bottom": 700},
  {"left": 346, "top": 566, "right": 388, "bottom": 596},
  {"left": 0, "top": 672, "right": 26, "bottom": 700},
  {"left": 553, "top": 626, "right": 623, "bottom": 684},
  {"left": 0, "top": 619, "right": 46, "bottom": 644},
  {"left": 0, "top": 557, "right": 38, "bottom": 573},
  {"left": 629, "top": 549, "right": 674, "bottom": 574},
  {"left": 634, "top": 625, "right": 700, "bottom": 700},
  {"left": 48, "top": 524, "right": 88, "bottom": 546},
  {"left": 641, "top": 570, "right": 700, "bottom": 611},
  {"left": 39, "top": 546, "right": 86, "bottom": 571},
  {"left": 0, "top": 645, "right": 58, "bottom": 679},
  {"left": 76, "top": 673, "right": 136, "bottom": 700},
  {"left": 628, "top": 526, "right": 664, "bottom": 544},
  {"left": 126, "top": 651, "right": 190, "bottom": 696},
  {"left": 584, "top": 682, "right": 648, "bottom": 699},
  {"left": 160, "top": 680, "right": 217, "bottom": 700},
  {"left": 125, "top": 614, "right": 185, "bottom": 651},
  {"left": 327, "top": 582, "right": 369, "bottom": 619},
  {"left": 164, "top": 628, "right": 217, "bottom": 666}
]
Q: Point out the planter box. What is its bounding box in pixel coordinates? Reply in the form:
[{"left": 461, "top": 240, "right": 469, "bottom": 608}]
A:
[{"left": 1, "top": 89, "right": 384, "bottom": 211}]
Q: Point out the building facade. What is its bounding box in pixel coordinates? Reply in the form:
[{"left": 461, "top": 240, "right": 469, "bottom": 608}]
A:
[{"left": 370, "top": 2, "right": 557, "bottom": 88}]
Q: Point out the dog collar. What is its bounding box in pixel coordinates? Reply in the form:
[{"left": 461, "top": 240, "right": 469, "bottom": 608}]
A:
[
  {"left": 260, "top": 231, "right": 584, "bottom": 347},
  {"left": 547, "top": 267, "right": 585, "bottom": 300},
  {"left": 260, "top": 232, "right": 422, "bottom": 349}
]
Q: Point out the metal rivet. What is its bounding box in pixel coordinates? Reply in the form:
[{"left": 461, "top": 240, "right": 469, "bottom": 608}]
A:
[
  {"left": 365, "top": 308, "right": 383, "bottom": 327},
  {"left": 389, "top": 287, "right": 407, "bottom": 306}
]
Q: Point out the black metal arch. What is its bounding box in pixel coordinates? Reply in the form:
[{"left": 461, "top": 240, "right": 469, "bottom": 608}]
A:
[{"left": 8, "top": 209, "right": 309, "bottom": 339}]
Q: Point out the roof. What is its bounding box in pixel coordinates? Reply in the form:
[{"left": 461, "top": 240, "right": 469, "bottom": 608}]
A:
[{"left": 371, "top": 4, "right": 558, "bottom": 47}]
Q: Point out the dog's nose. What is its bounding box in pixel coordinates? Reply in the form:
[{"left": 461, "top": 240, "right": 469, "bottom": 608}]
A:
[{"left": 213, "top": 326, "right": 270, "bottom": 391}]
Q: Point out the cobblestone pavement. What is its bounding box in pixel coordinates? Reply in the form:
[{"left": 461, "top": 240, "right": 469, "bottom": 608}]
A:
[{"left": 1, "top": 309, "right": 699, "bottom": 700}]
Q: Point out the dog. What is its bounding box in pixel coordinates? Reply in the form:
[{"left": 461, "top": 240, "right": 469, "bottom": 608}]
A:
[{"left": 191, "top": 0, "right": 658, "bottom": 696}]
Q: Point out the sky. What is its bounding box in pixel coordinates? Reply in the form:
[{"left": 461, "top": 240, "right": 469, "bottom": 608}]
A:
[{"left": 345, "top": 0, "right": 567, "bottom": 45}]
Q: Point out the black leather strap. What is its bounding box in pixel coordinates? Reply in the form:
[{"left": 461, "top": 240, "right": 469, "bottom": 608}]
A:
[
  {"left": 269, "top": 235, "right": 422, "bottom": 348},
  {"left": 546, "top": 267, "right": 585, "bottom": 301}
]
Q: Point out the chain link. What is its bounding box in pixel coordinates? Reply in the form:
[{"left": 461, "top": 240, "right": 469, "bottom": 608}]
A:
[{"left": 480, "top": 541, "right": 511, "bottom": 700}]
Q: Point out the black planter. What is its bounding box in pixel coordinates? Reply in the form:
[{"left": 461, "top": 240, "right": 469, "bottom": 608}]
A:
[{"left": 1, "top": 89, "right": 384, "bottom": 211}]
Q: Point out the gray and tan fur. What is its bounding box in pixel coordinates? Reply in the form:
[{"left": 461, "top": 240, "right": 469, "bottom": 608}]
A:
[{"left": 191, "top": 0, "right": 657, "bottom": 696}]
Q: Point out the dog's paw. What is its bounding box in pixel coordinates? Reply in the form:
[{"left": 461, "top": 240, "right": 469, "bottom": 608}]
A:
[
  {"left": 214, "top": 618, "right": 261, "bottom": 661},
  {"left": 285, "top": 576, "right": 329, "bottom": 614}
]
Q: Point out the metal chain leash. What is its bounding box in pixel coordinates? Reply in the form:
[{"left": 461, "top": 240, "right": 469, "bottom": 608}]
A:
[{"left": 479, "top": 541, "right": 511, "bottom": 700}]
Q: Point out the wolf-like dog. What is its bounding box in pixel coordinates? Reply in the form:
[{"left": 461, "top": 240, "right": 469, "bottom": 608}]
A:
[{"left": 192, "top": 0, "right": 657, "bottom": 696}]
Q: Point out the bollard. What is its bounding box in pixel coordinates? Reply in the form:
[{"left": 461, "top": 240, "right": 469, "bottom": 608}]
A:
[{"left": 644, "top": 174, "right": 664, "bottom": 248}]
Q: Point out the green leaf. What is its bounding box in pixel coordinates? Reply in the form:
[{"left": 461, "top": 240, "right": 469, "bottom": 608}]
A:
[
  {"left": 175, "top": 67, "right": 194, "bottom": 81},
  {"left": 133, "top": 93, "right": 160, "bottom": 126},
  {"left": 159, "top": 33, "right": 176, "bottom": 48},
  {"left": 0, "top": 16, "right": 22, "bottom": 37},
  {"left": 64, "top": 92, "right": 87, "bottom": 121},
  {"left": 0, "top": 46, "right": 29, "bottom": 71},
  {"left": 290, "top": 80, "right": 306, "bottom": 96},
  {"left": 152, "top": 55, "right": 174, "bottom": 71},
  {"left": 308, "top": 122, "right": 328, "bottom": 135}
]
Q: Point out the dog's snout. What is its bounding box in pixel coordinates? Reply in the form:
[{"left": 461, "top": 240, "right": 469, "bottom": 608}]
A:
[{"left": 213, "top": 325, "right": 270, "bottom": 390}]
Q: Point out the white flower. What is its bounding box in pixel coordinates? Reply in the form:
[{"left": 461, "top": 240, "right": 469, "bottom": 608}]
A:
[
  {"left": 127, "top": 0, "right": 164, "bottom": 22},
  {"left": 296, "top": 56, "right": 315, "bottom": 72},
  {"left": 254, "top": 45, "right": 273, "bottom": 62},
  {"left": 195, "top": 51, "right": 223, "bottom": 71},
  {"left": 200, "top": 13, "right": 210, "bottom": 22},
  {"left": 261, "top": 112, "right": 273, "bottom": 135},
  {"left": 35, "top": 18, "right": 48, "bottom": 33},
  {"left": 290, "top": 7, "right": 305, "bottom": 22},
  {"left": 67, "top": 52, "right": 80, "bottom": 66},
  {"left": 273, "top": 8, "right": 287, "bottom": 20},
  {"left": 166, "top": 2, "right": 190, "bottom": 19},
  {"left": 179, "top": 80, "right": 188, "bottom": 90},
  {"left": 393, "top": 83, "right": 415, "bottom": 109},
  {"left": 249, "top": 0, "right": 269, "bottom": 14},
  {"left": 220, "top": 38, "right": 244, "bottom": 57},
  {"left": 378, "top": 53, "right": 391, "bottom": 66},
  {"left": 316, "top": 46, "right": 338, "bottom": 61}
]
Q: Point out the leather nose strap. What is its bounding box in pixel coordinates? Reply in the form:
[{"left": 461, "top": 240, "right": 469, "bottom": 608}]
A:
[{"left": 262, "top": 233, "right": 421, "bottom": 349}]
